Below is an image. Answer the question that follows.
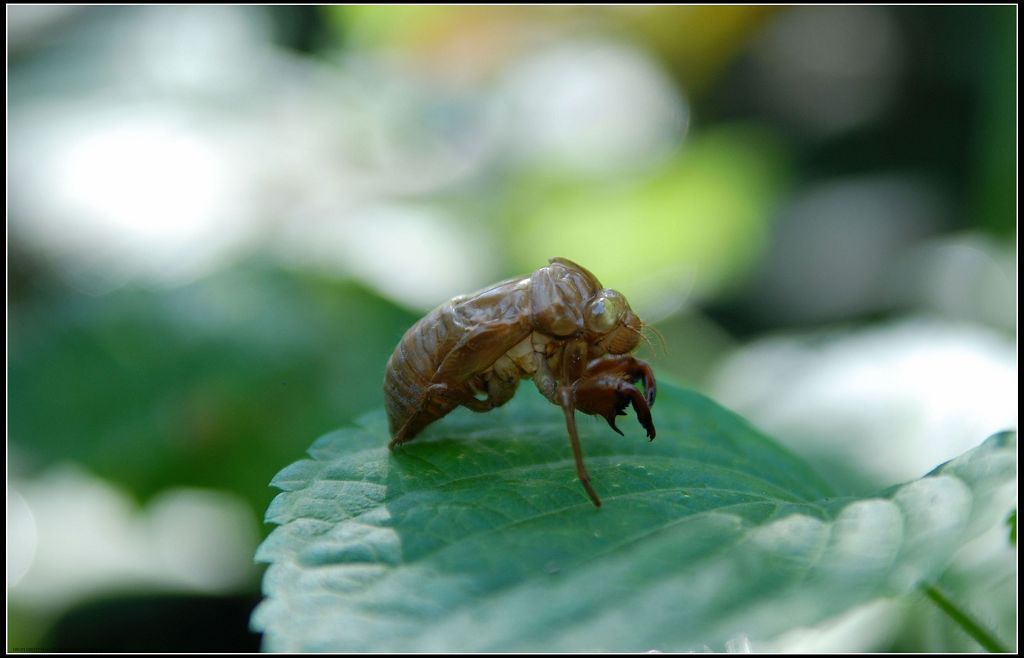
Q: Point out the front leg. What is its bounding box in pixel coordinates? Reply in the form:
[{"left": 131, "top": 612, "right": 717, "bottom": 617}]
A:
[{"left": 572, "top": 355, "right": 657, "bottom": 440}]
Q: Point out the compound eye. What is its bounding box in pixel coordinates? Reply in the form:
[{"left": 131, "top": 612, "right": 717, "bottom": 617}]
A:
[{"left": 586, "top": 292, "right": 626, "bottom": 334}]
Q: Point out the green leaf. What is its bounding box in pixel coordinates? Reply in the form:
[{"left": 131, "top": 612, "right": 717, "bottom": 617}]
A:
[{"left": 252, "top": 383, "right": 1016, "bottom": 652}]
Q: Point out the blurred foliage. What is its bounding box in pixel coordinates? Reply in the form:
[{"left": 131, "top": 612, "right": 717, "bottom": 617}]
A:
[
  {"left": 502, "top": 126, "right": 791, "bottom": 304},
  {"left": 326, "top": 6, "right": 778, "bottom": 92},
  {"left": 794, "top": 6, "right": 1015, "bottom": 236},
  {"left": 9, "top": 263, "right": 417, "bottom": 518},
  {"left": 6, "top": 4, "right": 1016, "bottom": 653},
  {"left": 971, "top": 6, "right": 1016, "bottom": 239},
  {"left": 610, "top": 6, "right": 780, "bottom": 92},
  {"left": 6, "top": 605, "right": 49, "bottom": 653}
]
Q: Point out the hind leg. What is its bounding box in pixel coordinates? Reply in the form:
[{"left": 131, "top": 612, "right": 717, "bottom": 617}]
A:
[
  {"left": 388, "top": 375, "right": 518, "bottom": 448},
  {"left": 462, "top": 375, "right": 519, "bottom": 413}
]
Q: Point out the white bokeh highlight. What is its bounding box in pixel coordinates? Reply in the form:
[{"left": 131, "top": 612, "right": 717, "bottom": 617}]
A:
[
  {"left": 9, "top": 466, "right": 260, "bottom": 612},
  {"left": 712, "top": 318, "right": 1017, "bottom": 488},
  {"left": 499, "top": 39, "right": 688, "bottom": 177}
]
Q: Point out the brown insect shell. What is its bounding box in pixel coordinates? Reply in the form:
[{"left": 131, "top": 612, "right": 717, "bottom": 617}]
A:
[
  {"left": 384, "top": 257, "right": 618, "bottom": 445},
  {"left": 528, "top": 257, "right": 603, "bottom": 338},
  {"left": 386, "top": 256, "right": 655, "bottom": 509}
]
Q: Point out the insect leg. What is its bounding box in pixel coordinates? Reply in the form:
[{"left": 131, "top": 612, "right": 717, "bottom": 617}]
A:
[
  {"left": 572, "top": 355, "right": 657, "bottom": 440},
  {"left": 558, "top": 387, "right": 602, "bottom": 508},
  {"left": 636, "top": 359, "right": 656, "bottom": 407},
  {"left": 532, "top": 353, "right": 560, "bottom": 404},
  {"left": 560, "top": 338, "right": 589, "bottom": 383},
  {"left": 618, "top": 382, "right": 655, "bottom": 440},
  {"left": 580, "top": 355, "right": 656, "bottom": 406},
  {"left": 462, "top": 375, "right": 519, "bottom": 412}
]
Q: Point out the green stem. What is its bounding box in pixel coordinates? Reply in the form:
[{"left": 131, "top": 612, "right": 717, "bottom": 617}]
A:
[{"left": 922, "top": 584, "right": 1009, "bottom": 653}]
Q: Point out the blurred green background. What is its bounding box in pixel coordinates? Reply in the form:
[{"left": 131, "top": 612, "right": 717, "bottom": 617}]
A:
[{"left": 7, "top": 5, "right": 1016, "bottom": 652}]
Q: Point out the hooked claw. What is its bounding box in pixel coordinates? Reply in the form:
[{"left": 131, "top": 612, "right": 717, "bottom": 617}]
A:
[{"left": 572, "top": 355, "right": 657, "bottom": 441}]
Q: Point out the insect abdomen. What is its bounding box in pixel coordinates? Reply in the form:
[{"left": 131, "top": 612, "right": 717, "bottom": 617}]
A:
[{"left": 384, "top": 303, "right": 465, "bottom": 443}]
